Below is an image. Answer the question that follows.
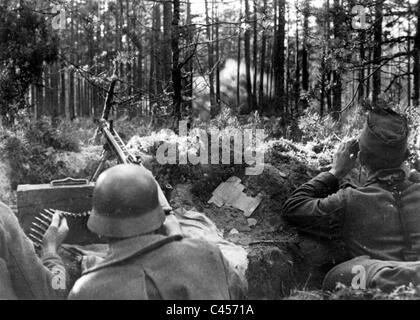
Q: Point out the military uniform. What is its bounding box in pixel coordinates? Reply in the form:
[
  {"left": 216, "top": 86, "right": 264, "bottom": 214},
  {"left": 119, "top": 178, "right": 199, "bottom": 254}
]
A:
[
  {"left": 0, "top": 202, "right": 66, "bottom": 299},
  {"left": 284, "top": 109, "right": 420, "bottom": 292},
  {"left": 284, "top": 169, "right": 420, "bottom": 260},
  {"left": 283, "top": 169, "right": 420, "bottom": 290},
  {"left": 69, "top": 234, "right": 246, "bottom": 300},
  {"left": 68, "top": 164, "right": 247, "bottom": 300}
]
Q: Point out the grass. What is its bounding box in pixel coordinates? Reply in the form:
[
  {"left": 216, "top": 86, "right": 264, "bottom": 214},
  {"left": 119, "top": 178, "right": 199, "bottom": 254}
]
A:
[{"left": 287, "top": 284, "right": 420, "bottom": 300}]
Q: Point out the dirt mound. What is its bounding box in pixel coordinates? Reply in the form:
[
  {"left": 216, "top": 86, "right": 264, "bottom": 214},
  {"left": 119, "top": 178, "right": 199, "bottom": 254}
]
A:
[
  {"left": 160, "top": 137, "right": 345, "bottom": 299},
  {"left": 169, "top": 171, "right": 340, "bottom": 298}
]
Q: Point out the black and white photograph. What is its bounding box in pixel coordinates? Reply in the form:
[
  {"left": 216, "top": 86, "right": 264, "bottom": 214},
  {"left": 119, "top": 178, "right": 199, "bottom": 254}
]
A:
[{"left": 1, "top": 0, "right": 420, "bottom": 306}]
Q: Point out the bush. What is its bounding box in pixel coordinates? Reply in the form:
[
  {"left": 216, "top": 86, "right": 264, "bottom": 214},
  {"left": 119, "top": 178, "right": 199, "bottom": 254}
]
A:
[
  {"left": 2, "top": 135, "right": 67, "bottom": 189},
  {"left": 53, "top": 118, "right": 97, "bottom": 147},
  {"left": 24, "top": 118, "right": 80, "bottom": 152},
  {"left": 298, "top": 105, "right": 366, "bottom": 143},
  {"left": 1, "top": 118, "right": 82, "bottom": 189}
]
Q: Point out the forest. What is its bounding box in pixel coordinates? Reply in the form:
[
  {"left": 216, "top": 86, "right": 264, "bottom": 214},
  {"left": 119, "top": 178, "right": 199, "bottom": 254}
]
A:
[
  {"left": 2, "top": 0, "right": 419, "bottom": 125},
  {"left": 2, "top": 0, "right": 420, "bottom": 300}
]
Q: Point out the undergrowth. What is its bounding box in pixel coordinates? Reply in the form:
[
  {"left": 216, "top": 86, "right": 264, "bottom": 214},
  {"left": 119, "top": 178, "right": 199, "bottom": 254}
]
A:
[
  {"left": 287, "top": 283, "right": 420, "bottom": 300},
  {"left": 1, "top": 117, "right": 81, "bottom": 189},
  {"left": 1, "top": 107, "right": 420, "bottom": 300}
]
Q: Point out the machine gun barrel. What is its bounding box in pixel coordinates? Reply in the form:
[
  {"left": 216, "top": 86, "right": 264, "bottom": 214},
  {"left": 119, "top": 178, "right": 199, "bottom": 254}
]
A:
[
  {"left": 90, "top": 74, "right": 172, "bottom": 212},
  {"left": 101, "top": 77, "right": 118, "bottom": 121},
  {"left": 95, "top": 76, "right": 136, "bottom": 165},
  {"left": 101, "top": 125, "right": 136, "bottom": 164}
]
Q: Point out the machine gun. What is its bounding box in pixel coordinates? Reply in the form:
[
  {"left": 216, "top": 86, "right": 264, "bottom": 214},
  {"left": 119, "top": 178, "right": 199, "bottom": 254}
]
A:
[
  {"left": 24, "top": 74, "right": 172, "bottom": 251},
  {"left": 89, "top": 75, "right": 172, "bottom": 212}
]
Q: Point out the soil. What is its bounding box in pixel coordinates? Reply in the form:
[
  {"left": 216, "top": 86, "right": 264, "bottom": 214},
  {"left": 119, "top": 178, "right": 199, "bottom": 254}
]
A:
[{"left": 164, "top": 138, "right": 345, "bottom": 299}]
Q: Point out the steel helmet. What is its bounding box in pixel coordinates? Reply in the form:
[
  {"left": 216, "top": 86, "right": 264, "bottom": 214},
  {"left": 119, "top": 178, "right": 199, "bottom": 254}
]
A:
[{"left": 88, "top": 164, "right": 165, "bottom": 238}]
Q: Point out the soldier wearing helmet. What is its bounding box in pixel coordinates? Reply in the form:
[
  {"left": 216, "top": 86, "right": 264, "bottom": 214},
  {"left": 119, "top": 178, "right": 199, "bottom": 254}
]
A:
[
  {"left": 284, "top": 108, "right": 420, "bottom": 292},
  {"left": 68, "top": 164, "right": 246, "bottom": 300}
]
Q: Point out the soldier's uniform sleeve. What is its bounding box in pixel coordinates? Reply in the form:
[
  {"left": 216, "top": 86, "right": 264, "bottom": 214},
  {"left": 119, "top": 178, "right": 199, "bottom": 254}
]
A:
[
  {"left": 0, "top": 202, "right": 67, "bottom": 299},
  {"left": 218, "top": 252, "right": 248, "bottom": 300},
  {"left": 0, "top": 259, "right": 17, "bottom": 299},
  {"left": 283, "top": 172, "right": 347, "bottom": 240}
]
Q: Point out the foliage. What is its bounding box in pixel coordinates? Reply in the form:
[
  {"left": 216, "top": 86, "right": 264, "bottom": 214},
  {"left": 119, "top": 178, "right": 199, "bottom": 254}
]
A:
[
  {"left": 0, "top": 2, "right": 58, "bottom": 125},
  {"left": 23, "top": 118, "right": 80, "bottom": 152},
  {"left": 1, "top": 118, "right": 80, "bottom": 189},
  {"left": 52, "top": 117, "right": 97, "bottom": 147},
  {"left": 126, "top": 111, "right": 273, "bottom": 200},
  {"left": 288, "top": 284, "right": 420, "bottom": 300},
  {"left": 297, "top": 105, "right": 365, "bottom": 144},
  {"left": 2, "top": 135, "right": 66, "bottom": 189}
]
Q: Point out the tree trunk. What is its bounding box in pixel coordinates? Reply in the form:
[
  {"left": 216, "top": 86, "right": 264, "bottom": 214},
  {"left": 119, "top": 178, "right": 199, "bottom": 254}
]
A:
[
  {"left": 74, "top": 8, "right": 79, "bottom": 118},
  {"left": 236, "top": 0, "right": 242, "bottom": 109},
  {"left": 320, "top": 69, "right": 325, "bottom": 118},
  {"left": 325, "top": 0, "right": 332, "bottom": 114},
  {"left": 36, "top": 80, "right": 43, "bottom": 119},
  {"left": 137, "top": 2, "right": 144, "bottom": 98},
  {"left": 366, "top": 48, "right": 371, "bottom": 99},
  {"left": 125, "top": 0, "right": 133, "bottom": 99},
  {"left": 358, "top": 30, "right": 365, "bottom": 102},
  {"left": 60, "top": 61, "right": 65, "bottom": 116},
  {"left": 266, "top": 40, "right": 272, "bottom": 97},
  {"left": 252, "top": 0, "right": 258, "bottom": 109},
  {"left": 269, "top": 0, "right": 277, "bottom": 100},
  {"left": 413, "top": 0, "right": 420, "bottom": 105},
  {"left": 258, "top": 0, "right": 267, "bottom": 112},
  {"left": 163, "top": 0, "right": 173, "bottom": 86},
  {"left": 215, "top": 14, "right": 221, "bottom": 107},
  {"left": 408, "top": 23, "right": 412, "bottom": 107},
  {"left": 273, "top": 0, "right": 286, "bottom": 117},
  {"left": 244, "top": 0, "right": 253, "bottom": 112},
  {"left": 52, "top": 63, "right": 60, "bottom": 118},
  {"left": 149, "top": 4, "right": 161, "bottom": 105},
  {"left": 64, "top": 67, "right": 70, "bottom": 119},
  {"left": 285, "top": 3, "right": 290, "bottom": 113},
  {"left": 294, "top": 9, "right": 300, "bottom": 117},
  {"left": 331, "top": 0, "right": 342, "bottom": 120},
  {"left": 320, "top": 2, "right": 327, "bottom": 118},
  {"left": 45, "top": 68, "right": 52, "bottom": 118},
  {"left": 204, "top": 0, "right": 216, "bottom": 116},
  {"left": 372, "top": 0, "right": 383, "bottom": 106},
  {"left": 301, "top": 0, "right": 309, "bottom": 93},
  {"left": 185, "top": 0, "right": 194, "bottom": 114},
  {"left": 172, "top": 0, "right": 182, "bottom": 123},
  {"left": 69, "top": 0, "right": 75, "bottom": 120}
]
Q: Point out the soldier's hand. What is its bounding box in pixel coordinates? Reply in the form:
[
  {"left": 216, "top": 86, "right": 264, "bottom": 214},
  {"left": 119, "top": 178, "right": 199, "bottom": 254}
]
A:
[
  {"left": 42, "top": 213, "right": 69, "bottom": 254},
  {"left": 329, "top": 139, "right": 358, "bottom": 179}
]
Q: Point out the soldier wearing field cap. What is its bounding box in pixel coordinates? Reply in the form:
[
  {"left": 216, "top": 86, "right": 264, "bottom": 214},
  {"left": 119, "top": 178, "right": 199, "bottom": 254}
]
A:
[
  {"left": 68, "top": 164, "right": 246, "bottom": 300},
  {"left": 284, "top": 108, "right": 420, "bottom": 292}
]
